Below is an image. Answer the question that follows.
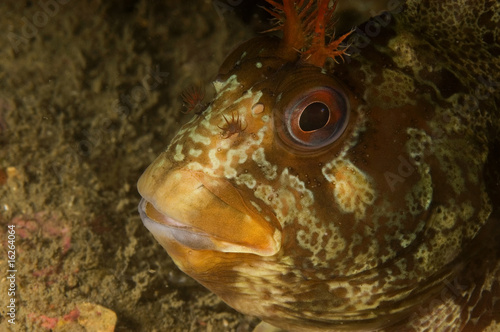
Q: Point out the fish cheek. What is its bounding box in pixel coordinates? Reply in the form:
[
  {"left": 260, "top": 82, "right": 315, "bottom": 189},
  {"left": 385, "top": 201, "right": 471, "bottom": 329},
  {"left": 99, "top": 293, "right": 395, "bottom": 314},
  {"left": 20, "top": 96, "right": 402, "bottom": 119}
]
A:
[{"left": 331, "top": 102, "right": 436, "bottom": 267}]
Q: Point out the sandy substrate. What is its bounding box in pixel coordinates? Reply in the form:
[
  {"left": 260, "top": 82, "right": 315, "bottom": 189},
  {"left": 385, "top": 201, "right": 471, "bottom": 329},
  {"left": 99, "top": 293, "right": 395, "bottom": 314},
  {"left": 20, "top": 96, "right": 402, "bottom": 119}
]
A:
[{"left": 0, "top": 1, "right": 259, "bottom": 331}]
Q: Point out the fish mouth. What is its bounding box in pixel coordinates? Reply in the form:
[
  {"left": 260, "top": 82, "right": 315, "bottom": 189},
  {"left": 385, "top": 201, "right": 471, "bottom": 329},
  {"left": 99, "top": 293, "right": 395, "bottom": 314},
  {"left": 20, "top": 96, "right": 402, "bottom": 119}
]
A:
[
  {"left": 139, "top": 198, "right": 278, "bottom": 254},
  {"left": 137, "top": 164, "right": 281, "bottom": 256},
  {"left": 139, "top": 198, "right": 221, "bottom": 251}
]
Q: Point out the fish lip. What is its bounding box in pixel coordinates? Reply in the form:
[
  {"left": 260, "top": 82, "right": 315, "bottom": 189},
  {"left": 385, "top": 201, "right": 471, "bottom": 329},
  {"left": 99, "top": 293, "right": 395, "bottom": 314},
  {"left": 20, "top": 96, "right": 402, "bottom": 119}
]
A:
[
  {"left": 138, "top": 194, "right": 281, "bottom": 256},
  {"left": 137, "top": 167, "right": 281, "bottom": 256},
  {"left": 138, "top": 198, "right": 218, "bottom": 251},
  {"left": 138, "top": 198, "right": 186, "bottom": 229}
]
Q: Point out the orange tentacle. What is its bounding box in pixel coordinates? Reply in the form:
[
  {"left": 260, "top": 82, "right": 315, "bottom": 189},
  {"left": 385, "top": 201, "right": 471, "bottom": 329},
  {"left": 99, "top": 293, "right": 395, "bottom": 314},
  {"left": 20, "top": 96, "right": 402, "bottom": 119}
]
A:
[
  {"left": 281, "top": 0, "right": 306, "bottom": 51},
  {"left": 264, "top": 0, "right": 352, "bottom": 68}
]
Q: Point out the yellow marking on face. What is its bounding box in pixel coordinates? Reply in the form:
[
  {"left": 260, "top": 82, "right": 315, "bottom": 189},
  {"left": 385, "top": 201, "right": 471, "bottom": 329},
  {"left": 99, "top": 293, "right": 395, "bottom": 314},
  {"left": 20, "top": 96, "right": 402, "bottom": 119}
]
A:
[
  {"left": 254, "top": 183, "right": 276, "bottom": 204},
  {"left": 252, "top": 147, "right": 277, "bottom": 180},
  {"left": 322, "top": 159, "right": 375, "bottom": 220},
  {"left": 235, "top": 173, "right": 257, "bottom": 189},
  {"left": 284, "top": 170, "right": 314, "bottom": 209},
  {"left": 208, "top": 148, "right": 221, "bottom": 170},
  {"left": 200, "top": 112, "right": 218, "bottom": 133},
  {"left": 154, "top": 157, "right": 165, "bottom": 169},
  {"left": 185, "top": 161, "right": 215, "bottom": 178},
  {"left": 188, "top": 149, "right": 202, "bottom": 157},
  {"left": 174, "top": 144, "right": 185, "bottom": 161},
  {"left": 323, "top": 222, "right": 346, "bottom": 261},
  {"left": 213, "top": 74, "right": 239, "bottom": 94},
  {"left": 189, "top": 131, "right": 211, "bottom": 145},
  {"left": 170, "top": 74, "right": 268, "bottom": 181},
  {"left": 250, "top": 168, "right": 317, "bottom": 232}
]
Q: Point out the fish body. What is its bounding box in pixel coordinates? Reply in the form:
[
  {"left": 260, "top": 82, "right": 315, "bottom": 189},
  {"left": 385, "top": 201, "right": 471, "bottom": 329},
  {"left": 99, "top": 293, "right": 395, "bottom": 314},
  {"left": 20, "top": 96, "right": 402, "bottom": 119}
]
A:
[{"left": 137, "top": 0, "right": 500, "bottom": 330}]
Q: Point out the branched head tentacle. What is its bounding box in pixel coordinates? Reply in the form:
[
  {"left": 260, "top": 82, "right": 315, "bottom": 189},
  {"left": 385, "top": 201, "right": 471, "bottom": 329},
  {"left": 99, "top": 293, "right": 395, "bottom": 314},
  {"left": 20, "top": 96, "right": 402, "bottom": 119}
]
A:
[
  {"left": 218, "top": 112, "right": 247, "bottom": 138},
  {"left": 181, "top": 84, "right": 206, "bottom": 115},
  {"left": 264, "top": 0, "right": 352, "bottom": 68}
]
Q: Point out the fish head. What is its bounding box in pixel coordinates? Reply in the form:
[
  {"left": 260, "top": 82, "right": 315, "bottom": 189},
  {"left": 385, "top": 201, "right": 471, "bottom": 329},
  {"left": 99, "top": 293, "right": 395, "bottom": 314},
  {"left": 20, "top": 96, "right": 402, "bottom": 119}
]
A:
[{"left": 137, "top": 8, "right": 493, "bottom": 332}]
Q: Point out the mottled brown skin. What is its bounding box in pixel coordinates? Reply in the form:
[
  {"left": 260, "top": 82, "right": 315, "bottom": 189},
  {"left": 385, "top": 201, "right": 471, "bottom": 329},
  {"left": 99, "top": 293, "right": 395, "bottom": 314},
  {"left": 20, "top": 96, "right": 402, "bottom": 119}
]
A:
[{"left": 137, "top": 0, "right": 499, "bottom": 331}]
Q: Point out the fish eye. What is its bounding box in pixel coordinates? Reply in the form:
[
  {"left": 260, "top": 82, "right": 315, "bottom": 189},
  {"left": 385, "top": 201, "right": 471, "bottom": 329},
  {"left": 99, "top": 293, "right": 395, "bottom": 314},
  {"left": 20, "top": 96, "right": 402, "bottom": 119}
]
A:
[
  {"left": 299, "top": 102, "right": 330, "bottom": 131},
  {"left": 278, "top": 87, "right": 349, "bottom": 152}
]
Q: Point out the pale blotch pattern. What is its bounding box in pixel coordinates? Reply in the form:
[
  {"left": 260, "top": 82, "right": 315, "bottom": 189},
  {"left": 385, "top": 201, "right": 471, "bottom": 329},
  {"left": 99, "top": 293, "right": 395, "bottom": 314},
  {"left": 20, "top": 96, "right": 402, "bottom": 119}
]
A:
[
  {"left": 405, "top": 128, "right": 433, "bottom": 216},
  {"left": 213, "top": 74, "right": 240, "bottom": 95},
  {"left": 428, "top": 105, "right": 487, "bottom": 196},
  {"left": 378, "top": 69, "right": 417, "bottom": 108},
  {"left": 405, "top": 165, "right": 432, "bottom": 216},
  {"left": 231, "top": 259, "right": 297, "bottom": 317},
  {"left": 253, "top": 169, "right": 314, "bottom": 228},
  {"left": 247, "top": 166, "right": 348, "bottom": 267},
  {"left": 388, "top": 31, "right": 424, "bottom": 72},
  {"left": 235, "top": 173, "right": 257, "bottom": 189},
  {"left": 405, "top": 128, "right": 432, "bottom": 165},
  {"left": 415, "top": 202, "right": 472, "bottom": 273},
  {"left": 178, "top": 74, "right": 265, "bottom": 181},
  {"left": 323, "top": 221, "right": 346, "bottom": 262},
  {"left": 174, "top": 144, "right": 185, "bottom": 161},
  {"left": 433, "top": 140, "right": 466, "bottom": 195},
  {"left": 322, "top": 159, "right": 375, "bottom": 220},
  {"left": 430, "top": 205, "right": 457, "bottom": 230},
  {"left": 407, "top": 293, "right": 463, "bottom": 331},
  {"left": 484, "top": 322, "right": 500, "bottom": 332},
  {"left": 190, "top": 131, "right": 211, "bottom": 145},
  {"left": 252, "top": 147, "right": 277, "bottom": 180},
  {"left": 188, "top": 148, "right": 202, "bottom": 157}
]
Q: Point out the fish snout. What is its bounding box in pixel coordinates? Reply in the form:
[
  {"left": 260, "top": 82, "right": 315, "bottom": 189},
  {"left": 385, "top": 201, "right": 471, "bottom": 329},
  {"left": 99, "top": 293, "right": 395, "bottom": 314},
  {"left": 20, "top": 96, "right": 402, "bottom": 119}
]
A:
[{"left": 137, "top": 165, "right": 281, "bottom": 257}]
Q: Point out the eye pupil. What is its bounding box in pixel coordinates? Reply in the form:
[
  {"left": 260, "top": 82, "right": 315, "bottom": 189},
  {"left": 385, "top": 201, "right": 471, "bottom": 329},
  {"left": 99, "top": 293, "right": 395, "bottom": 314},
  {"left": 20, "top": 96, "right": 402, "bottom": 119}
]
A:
[{"left": 299, "top": 102, "right": 330, "bottom": 132}]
